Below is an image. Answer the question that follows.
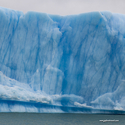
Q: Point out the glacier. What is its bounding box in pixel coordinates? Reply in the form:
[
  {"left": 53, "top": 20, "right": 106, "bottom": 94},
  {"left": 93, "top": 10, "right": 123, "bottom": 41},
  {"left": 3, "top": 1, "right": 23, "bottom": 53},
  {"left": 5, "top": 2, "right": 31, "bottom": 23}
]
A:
[{"left": 0, "top": 7, "right": 125, "bottom": 113}]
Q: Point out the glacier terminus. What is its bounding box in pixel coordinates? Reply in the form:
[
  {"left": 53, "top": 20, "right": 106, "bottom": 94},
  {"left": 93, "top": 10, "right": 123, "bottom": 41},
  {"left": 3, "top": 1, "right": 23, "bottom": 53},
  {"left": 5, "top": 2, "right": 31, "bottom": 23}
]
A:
[{"left": 0, "top": 7, "right": 125, "bottom": 113}]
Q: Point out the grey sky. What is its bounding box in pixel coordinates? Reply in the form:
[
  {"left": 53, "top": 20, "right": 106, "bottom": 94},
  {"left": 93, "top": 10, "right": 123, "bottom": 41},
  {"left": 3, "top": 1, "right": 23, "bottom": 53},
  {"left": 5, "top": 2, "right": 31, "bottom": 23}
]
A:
[{"left": 0, "top": 0, "right": 125, "bottom": 15}]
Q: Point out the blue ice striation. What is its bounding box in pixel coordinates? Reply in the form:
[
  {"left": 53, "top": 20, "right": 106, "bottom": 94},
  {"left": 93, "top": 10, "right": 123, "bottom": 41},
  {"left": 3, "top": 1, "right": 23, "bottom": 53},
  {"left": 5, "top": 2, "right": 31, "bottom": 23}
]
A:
[{"left": 0, "top": 7, "right": 125, "bottom": 113}]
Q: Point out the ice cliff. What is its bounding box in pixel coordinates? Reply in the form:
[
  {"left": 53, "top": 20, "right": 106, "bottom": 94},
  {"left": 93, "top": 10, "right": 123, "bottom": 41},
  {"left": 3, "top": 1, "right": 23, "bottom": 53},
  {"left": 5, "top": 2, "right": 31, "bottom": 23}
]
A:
[{"left": 0, "top": 7, "right": 125, "bottom": 113}]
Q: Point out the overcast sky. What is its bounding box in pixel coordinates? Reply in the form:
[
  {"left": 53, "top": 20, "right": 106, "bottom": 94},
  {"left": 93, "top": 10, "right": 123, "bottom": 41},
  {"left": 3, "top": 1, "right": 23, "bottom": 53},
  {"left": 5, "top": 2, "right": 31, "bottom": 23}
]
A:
[{"left": 0, "top": 0, "right": 125, "bottom": 15}]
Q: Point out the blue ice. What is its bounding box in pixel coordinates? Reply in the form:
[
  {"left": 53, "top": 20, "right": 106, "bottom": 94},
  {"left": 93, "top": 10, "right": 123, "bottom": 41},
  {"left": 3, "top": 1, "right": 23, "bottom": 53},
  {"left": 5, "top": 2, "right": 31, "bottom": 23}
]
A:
[{"left": 0, "top": 7, "right": 125, "bottom": 113}]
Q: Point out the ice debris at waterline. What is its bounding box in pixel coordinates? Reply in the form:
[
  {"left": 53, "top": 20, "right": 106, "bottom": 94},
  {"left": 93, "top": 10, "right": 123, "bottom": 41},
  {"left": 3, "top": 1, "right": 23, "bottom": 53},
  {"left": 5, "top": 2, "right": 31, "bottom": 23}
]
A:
[{"left": 0, "top": 7, "right": 125, "bottom": 113}]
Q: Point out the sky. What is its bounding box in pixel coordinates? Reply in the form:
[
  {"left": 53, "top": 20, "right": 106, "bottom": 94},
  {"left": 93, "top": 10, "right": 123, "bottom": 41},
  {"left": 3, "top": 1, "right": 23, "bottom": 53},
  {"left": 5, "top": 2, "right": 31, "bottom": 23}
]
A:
[{"left": 0, "top": 0, "right": 125, "bottom": 15}]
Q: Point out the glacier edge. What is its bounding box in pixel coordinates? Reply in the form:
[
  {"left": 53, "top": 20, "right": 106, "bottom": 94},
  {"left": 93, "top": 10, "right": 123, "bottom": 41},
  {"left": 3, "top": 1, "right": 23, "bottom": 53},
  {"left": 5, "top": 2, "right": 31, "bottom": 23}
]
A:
[{"left": 0, "top": 7, "right": 125, "bottom": 113}]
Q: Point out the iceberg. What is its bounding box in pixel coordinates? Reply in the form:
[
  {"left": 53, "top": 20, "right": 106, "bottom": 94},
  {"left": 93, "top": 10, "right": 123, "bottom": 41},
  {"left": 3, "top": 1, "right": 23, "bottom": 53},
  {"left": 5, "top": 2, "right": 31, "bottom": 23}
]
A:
[{"left": 0, "top": 7, "right": 125, "bottom": 113}]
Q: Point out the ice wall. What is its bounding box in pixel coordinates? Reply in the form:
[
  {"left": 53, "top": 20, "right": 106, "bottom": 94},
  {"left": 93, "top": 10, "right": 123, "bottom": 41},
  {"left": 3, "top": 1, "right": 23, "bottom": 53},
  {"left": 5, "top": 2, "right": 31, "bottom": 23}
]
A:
[{"left": 0, "top": 7, "right": 125, "bottom": 113}]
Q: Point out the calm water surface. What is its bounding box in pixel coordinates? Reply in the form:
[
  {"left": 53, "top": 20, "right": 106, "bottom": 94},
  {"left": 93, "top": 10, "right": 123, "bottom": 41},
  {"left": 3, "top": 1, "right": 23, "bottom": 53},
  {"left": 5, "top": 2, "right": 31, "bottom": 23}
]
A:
[{"left": 0, "top": 113, "right": 124, "bottom": 125}]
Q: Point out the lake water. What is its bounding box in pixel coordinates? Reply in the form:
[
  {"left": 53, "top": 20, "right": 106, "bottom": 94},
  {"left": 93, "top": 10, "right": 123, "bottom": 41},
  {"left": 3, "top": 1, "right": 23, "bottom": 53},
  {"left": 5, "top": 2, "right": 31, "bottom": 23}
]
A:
[{"left": 0, "top": 113, "right": 124, "bottom": 125}]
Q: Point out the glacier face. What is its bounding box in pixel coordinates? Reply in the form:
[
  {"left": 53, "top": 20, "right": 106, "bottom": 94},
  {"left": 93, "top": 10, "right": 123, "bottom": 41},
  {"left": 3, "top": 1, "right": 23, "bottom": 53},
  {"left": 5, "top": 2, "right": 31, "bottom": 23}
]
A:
[{"left": 0, "top": 7, "right": 125, "bottom": 113}]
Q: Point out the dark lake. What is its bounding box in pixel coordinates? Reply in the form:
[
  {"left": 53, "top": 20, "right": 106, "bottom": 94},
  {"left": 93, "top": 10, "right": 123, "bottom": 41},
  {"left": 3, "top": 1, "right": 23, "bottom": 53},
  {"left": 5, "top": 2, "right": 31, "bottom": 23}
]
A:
[{"left": 0, "top": 113, "right": 124, "bottom": 125}]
